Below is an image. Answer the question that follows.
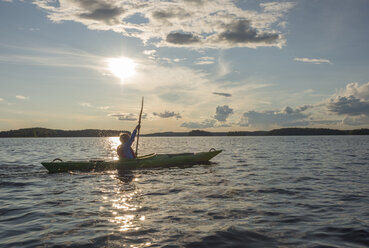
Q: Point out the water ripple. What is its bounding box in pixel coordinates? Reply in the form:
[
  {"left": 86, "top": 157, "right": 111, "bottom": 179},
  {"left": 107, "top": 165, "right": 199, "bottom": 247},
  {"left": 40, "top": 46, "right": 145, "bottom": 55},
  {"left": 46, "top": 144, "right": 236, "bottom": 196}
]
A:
[{"left": 0, "top": 136, "right": 368, "bottom": 247}]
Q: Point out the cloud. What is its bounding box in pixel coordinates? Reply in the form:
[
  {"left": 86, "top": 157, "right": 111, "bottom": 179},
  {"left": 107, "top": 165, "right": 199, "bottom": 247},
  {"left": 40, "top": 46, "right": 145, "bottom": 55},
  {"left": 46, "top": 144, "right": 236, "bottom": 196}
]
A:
[
  {"left": 181, "top": 105, "right": 234, "bottom": 128},
  {"left": 97, "top": 106, "right": 110, "bottom": 110},
  {"left": 260, "top": 2, "right": 295, "bottom": 13},
  {"left": 278, "top": 21, "right": 287, "bottom": 28},
  {"left": 327, "top": 96, "right": 369, "bottom": 116},
  {"left": 180, "top": 119, "right": 216, "bottom": 129},
  {"left": 124, "top": 61, "right": 215, "bottom": 106},
  {"left": 194, "top": 60, "right": 214, "bottom": 65},
  {"left": 17, "top": 27, "right": 40, "bottom": 32},
  {"left": 214, "top": 19, "right": 282, "bottom": 47},
  {"left": 153, "top": 111, "right": 182, "bottom": 119},
  {"left": 282, "top": 105, "right": 311, "bottom": 114},
  {"left": 310, "top": 119, "right": 341, "bottom": 125},
  {"left": 0, "top": 98, "right": 3, "bottom": 102},
  {"left": 166, "top": 32, "right": 201, "bottom": 45},
  {"left": 61, "top": 0, "right": 126, "bottom": 25},
  {"left": 214, "top": 105, "right": 233, "bottom": 122},
  {"left": 80, "top": 102, "right": 110, "bottom": 110},
  {"left": 16, "top": 95, "right": 29, "bottom": 100},
  {"left": 79, "top": 6, "right": 124, "bottom": 23},
  {"left": 182, "top": 0, "right": 205, "bottom": 6},
  {"left": 151, "top": 8, "right": 189, "bottom": 22},
  {"left": 212, "top": 92, "right": 232, "bottom": 97},
  {"left": 109, "top": 113, "right": 137, "bottom": 121},
  {"left": 143, "top": 50, "right": 157, "bottom": 56},
  {"left": 34, "top": 0, "right": 295, "bottom": 49},
  {"left": 161, "top": 57, "right": 186, "bottom": 63},
  {"left": 0, "top": 43, "right": 102, "bottom": 70},
  {"left": 342, "top": 116, "right": 369, "bottom": 126},
  {"left": 344, "top": 82, "right": 369, "bottom": 100},
  {"left": 326, "top": 82, "right": 369, "bottom": 117},
  {"left": 217, "top": 57, "right": 232, "bottom": 77},
  {"left": 294, "top": 57, "right": 332, "bottom": 64},
  {"left": 79, "top": 102, "right": 93, "bottom": 108},
  {"left": 195, "top": 57, "right": 215, "bottom": 65},
  {"left": 240, "top": 105, "right": 311, "bottom": 127}
]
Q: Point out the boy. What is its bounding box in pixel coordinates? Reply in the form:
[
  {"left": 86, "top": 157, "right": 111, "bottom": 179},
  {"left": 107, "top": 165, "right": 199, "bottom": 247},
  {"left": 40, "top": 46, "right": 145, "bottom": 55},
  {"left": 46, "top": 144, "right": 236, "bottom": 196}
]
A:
[{"left": 117, "top": 124, "right": 140, "bottom": 159}]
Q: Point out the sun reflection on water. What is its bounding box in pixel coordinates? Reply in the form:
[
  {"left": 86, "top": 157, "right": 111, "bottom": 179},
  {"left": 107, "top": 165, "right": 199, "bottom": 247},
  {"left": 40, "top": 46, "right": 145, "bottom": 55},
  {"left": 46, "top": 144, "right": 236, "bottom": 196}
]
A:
[
  {"left": 108, "top": 137, "right": 120, "bottom": 160},
  {"left": 99, "top": 137, "right": 150, "bottom": 246},
  {"left": 103, "top": 182, "right": 146, "bottom": 235}
]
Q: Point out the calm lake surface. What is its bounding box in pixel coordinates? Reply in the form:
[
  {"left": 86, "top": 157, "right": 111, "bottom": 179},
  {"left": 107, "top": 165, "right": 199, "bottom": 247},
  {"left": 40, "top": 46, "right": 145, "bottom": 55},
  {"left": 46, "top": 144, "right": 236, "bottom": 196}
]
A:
[{"left": 0, "top": 136, "right": 368, "bottom": 247}]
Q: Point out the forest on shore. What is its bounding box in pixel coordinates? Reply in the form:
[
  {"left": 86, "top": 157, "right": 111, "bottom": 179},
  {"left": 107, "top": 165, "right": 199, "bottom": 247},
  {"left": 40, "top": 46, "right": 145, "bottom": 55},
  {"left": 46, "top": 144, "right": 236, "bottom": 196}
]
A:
[{"left": 1, "top": 127, "right": 368, "bottom": 137}]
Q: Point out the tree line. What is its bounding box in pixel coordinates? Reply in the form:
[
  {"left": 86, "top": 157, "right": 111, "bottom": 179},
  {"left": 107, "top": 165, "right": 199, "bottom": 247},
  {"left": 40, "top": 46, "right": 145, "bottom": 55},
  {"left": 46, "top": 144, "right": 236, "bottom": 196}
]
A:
[{"left": 1, "top": 127, "right": 368, "bottom": 137}]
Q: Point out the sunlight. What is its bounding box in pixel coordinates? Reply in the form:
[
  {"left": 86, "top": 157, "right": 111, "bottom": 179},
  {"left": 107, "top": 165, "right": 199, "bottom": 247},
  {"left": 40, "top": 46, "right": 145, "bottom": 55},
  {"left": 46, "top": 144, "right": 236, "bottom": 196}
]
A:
[
  {"left": 105, "top": 187, "right": 144, "bottom": 234},
  {"left": 109, "top": 137, "right": 120, "bottom": 160},
  {"left": 107, "top": 57, "right": 136, "bottom": 82}
]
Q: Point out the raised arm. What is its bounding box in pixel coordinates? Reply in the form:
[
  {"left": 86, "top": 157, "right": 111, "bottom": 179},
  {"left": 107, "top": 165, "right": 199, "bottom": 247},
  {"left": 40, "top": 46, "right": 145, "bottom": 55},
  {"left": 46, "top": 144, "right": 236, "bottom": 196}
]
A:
[{"left": 124, "top": 126, "right": 138, "bottom": 148}]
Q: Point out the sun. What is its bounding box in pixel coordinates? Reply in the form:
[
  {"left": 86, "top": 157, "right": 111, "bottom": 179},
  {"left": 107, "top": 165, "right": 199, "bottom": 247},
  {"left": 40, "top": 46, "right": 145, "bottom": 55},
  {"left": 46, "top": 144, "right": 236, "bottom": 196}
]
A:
[{"left": 107, "top": 57, "right": 136, "bottom": 82}]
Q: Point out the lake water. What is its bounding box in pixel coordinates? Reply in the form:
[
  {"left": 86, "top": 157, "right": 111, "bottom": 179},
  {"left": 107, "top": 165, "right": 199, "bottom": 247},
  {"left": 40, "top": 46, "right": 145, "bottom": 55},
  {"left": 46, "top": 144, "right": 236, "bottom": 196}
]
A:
[{"left": 0, "top": 136, "right": 368, "bottom": 247}]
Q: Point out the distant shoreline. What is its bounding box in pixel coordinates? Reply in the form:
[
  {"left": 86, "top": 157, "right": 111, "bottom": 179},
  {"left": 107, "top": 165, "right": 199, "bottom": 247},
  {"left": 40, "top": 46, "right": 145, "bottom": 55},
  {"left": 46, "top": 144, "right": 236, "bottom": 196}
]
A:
[{"left": 0, "top": 127, "right": 368, "bottom": 137}]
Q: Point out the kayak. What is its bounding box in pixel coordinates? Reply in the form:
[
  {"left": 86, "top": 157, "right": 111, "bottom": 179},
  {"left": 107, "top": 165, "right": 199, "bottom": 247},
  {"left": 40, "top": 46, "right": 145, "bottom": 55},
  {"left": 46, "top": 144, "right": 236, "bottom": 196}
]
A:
[{"left": 41, "top": 149, "right": 222, "bottom": 173}]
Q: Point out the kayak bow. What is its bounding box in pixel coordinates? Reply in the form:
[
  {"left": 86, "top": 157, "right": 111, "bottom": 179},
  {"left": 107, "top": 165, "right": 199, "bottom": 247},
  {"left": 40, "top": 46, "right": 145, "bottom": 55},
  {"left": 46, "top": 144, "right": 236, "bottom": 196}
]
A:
[{"left": 41, "top": 149, "right": 222, "bottom": 173}]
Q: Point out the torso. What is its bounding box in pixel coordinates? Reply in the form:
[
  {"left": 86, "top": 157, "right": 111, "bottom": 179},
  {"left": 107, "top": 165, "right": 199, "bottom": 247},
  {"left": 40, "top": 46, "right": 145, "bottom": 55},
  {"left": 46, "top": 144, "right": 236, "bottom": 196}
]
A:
[{"left": 117, "top": 145, "right": 136, "bottom": 159}]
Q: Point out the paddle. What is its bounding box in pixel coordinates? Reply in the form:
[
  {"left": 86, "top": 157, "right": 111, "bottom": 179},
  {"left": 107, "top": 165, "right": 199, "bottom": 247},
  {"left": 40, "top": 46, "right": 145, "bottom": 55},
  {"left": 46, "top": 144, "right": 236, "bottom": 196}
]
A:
[{"left": 135, "top": 96, "right": 144, "bottom": 157}]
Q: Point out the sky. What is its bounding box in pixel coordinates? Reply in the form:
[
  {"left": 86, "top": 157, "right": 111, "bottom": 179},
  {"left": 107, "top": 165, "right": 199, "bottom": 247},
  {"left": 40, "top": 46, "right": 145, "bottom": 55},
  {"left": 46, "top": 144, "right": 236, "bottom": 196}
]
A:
[{"left": 1, "top": 0, "right": 369, "bottom": 133}]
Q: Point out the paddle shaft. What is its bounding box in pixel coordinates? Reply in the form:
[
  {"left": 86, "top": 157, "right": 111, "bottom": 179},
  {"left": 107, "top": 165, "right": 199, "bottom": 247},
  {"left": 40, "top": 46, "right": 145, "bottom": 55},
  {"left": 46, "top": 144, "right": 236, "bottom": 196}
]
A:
[{"left": 135, "top": 97, "right": 144, "bottom": 156}]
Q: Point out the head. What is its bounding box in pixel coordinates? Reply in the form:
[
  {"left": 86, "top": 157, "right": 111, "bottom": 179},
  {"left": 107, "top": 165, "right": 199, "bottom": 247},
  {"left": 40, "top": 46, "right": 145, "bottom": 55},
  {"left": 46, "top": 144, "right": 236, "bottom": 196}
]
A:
[{"left": 119, "top": 132, "right": 130, "bottom": 144}]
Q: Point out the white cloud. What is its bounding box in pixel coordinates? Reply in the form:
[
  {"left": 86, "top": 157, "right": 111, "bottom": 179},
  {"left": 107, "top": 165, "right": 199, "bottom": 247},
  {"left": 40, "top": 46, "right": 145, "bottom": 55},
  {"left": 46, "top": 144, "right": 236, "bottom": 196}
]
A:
[
  {"left": 277, "top": 21, "right": 287, "bottom": 29},
  {"left": 143, "top": 50, "right": 157, "bottom": 56},
  {"left": 161, "top": 57, "right": 186, "bottom": 63},
  {"left": 97, "top": 106, "right": 110, "bottom": 110},
  {"left": 294, "top": 57, "right": 332, "bottom": 64},
  {"left": 195, "top": 56, "right": 215, "bottom": 65},
  {"left": 34, "top": 0, "right": 295, "bottom": 49},
  {"left": 260, "top": 2, "right": 296, "bottom": 13},
  {"left": 0, "top": 98, "right": 3, "bottom": 102},
  {"left": 109, "top": 113, "right": 137, "bottom": 121},
  {"left": 0, "top": 44, "right": 103, "bottom": 70},
  {"left": 79, "top": 102, "right": 93, "bottom": 108},
  {"left": 79, "top": 102, "right": 110, "bottom": 111},
  {"left": 124, "top": 61, "right": 215, "bottom": 107},
  {"left": 16, "top": 95, "right": 29, "bottom": 100},
  {"left": 143, "top": 50, "right": 157, "bottom": 60},
  {"left": 343, "top": 82, "right": 369, "bottom": 100},
  {"left": 153, "top": 111, "right": 182, "bottom": 119},
  {"left": 218, "top": 58, "right": 231, "bottom": 77},
  {"left": 195, "top": 60, "right": 214, "bottom": 65},
  {"left": 18, "top": 27, "right": 40, "bottom": 32},
  {"left": 129, "top": 62, "right": 275, "bottom": 122}
]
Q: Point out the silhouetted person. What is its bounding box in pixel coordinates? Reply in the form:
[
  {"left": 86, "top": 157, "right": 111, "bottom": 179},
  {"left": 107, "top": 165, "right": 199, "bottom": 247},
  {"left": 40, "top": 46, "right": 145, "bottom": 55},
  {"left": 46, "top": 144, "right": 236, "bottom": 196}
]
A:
[{"left": 117, "top": 124, "right": 140, "bottom": 159}]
